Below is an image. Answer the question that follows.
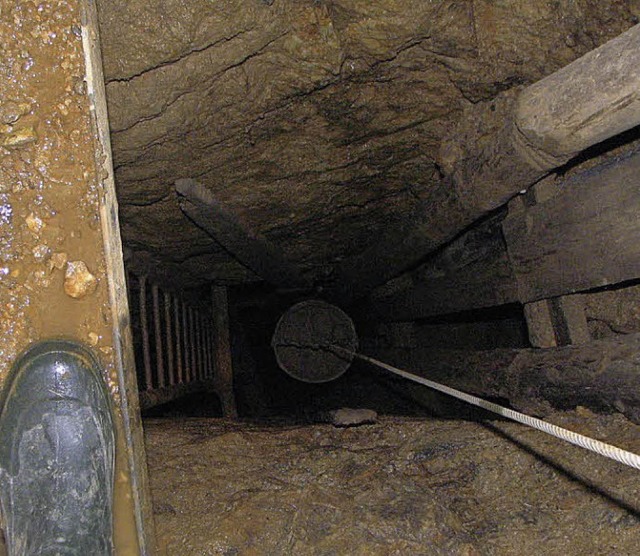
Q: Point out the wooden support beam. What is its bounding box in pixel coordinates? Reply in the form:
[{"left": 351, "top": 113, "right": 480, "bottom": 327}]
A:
[
  {"left": 176, "top": 178, "right": 311, "bottom": 290},
  {"left": 152, "top": 284, "right": 165, "bottom": 389},
  {"left": 369, "top": 146, "right": 640, "bottom": 322},
  {"left": 367, "top": 212, "right": 518, "bottom": 321},
  {"left": 503, "top": 147, "right": 640, "bottom": 302},
  {"left": 189, "top": 307, "right": 197, "bottom": 383},
  {"left": 368, "top": 333, "right": 640, "bottom": 425},
  {"left": 211, "top": 286, "right": 238, "bottom": 419},
  {"left": 331, "top": 24, "right": 640, "bottom": 300},
  {"left": 164, "top": 291, "right": 175, "bottom": 386},
  {"left": 139, "top": 275, "right": 153, "bottom": 391},
  {"left": 523, "top": 300, "right": 557, "bottom": 348},
  {"left": 182, "top": 301, "right": 190, "bottom": 383},
  {"left": 174, "top": 296, "right": 184, "bottom": 383}
]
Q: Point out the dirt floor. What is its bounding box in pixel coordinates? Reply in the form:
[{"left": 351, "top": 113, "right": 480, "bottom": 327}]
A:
[{"left": 145, "top": 409, "right": 640, "bottom": 555}]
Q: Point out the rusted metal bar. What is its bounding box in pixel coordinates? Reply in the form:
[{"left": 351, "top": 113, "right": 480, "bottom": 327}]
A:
[
  {"left": 138, "top": 275, "right": 153, "bottom": 391},
  {"left": 164, "top": 290, "right": 175, "bottom": 386},
  {"left": 152, "top": 284, "right": 165, "bottom": 389},
  {"left": 174, "top": 295, "right": 183, "bottom": 384}
]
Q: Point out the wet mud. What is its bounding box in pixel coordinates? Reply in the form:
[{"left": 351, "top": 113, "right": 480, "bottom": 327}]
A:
[
  {"left": 146, "top": 409, "right": 640, "bottom": 555},
  {"left": 1, "top": 1, "right": 141, "bottom": 552}
]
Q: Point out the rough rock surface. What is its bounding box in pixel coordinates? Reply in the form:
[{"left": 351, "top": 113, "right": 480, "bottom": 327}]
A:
[
  {"left": 145, "top": 411, "right": 640, "bottom": 555},
  {"left": 96, "top": 0, "right": 640, "bottom": 286}
]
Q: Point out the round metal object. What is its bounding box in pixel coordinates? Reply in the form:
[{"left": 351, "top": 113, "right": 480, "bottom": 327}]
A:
[{"left": 271, "top": 300, "right": 358, "bottom": 383}]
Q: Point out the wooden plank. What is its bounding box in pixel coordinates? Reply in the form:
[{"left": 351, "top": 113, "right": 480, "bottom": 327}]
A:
[
  {"left": 523, "top": 300, "right": 557, "bottom": 348},
  {"left": 176, "top": 178, "right": 311, "bottom": 290},
  {"left": 80, "top": 2, "right": 157, "bottom": 551},
  {"left": 368, "top": 213, "right": 518, "bottom": 321},
  {"left": 368, "top": 333, "right": 640, "bottom": 424},
  {"left": 164, "top": 291, "right": 175, "bottom": 386},
  {"left": 503, "top": 148, "right": 640, "bottom": 302},
  {"left": 152, "top": 284, "right": 165, "bottom": 389},
  {"left": 138, "top": 276, "right": 153, "bottom": 390},
  {"left": 369, "top": 148, "right": 640, "bottom": 322},
  {"left": 331, "top": 26, "right": 640, "bottom": 301},
  {"left": 550, "top": 296, "right": 590, "bottom": 346}
]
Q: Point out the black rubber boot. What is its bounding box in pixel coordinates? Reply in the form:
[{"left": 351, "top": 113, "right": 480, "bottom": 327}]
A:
[{"left": 0, "top": 340, "right": 115, "bottom": 556}]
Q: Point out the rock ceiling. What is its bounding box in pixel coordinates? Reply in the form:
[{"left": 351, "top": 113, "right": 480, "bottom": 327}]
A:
[{"left": 97, "top": 0, "right": 639, "bottom": 290}]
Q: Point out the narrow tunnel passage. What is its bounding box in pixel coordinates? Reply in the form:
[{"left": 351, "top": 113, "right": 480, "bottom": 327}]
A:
[
  {"left": 126, "top": 276, "right": 640, "bottom": 555},
  {"left": 3, "top": 2, "right": 640, "bottom": 555}
]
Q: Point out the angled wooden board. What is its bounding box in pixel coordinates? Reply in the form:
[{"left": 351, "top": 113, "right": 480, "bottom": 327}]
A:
[
  {"left": 503, "top": 148, "right": 640, "bottom": 303},
  {"left": 176, "top": 178, "right": 311, "bottom": 291}
]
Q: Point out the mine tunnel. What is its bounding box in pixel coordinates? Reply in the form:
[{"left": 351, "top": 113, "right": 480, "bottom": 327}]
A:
[{"left": 2, "top": 1, "right": 640, "bottom": 554}]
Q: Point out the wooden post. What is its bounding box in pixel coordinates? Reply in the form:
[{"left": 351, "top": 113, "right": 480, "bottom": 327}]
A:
[
  {"left": 189, "top": 307, "right": 197, "bottom": 383},
  {"left": 524, "top": 295, "right": 591, "bottom": 348},
  {"left": 164, "top": 290, "right": 175, "bottom": 386},
  {"left": 206, "top": 321, "right": 213, "bottom": 378},
  {"left": 550, "top": 296, "right": 591, "bottom": 346},
  {"left": 194, "top": 310, "right": 202, "bottom": 381},
  {"left": 174, "top": 295, "right": 184, "bottom": 384},
  {"left": 211, "top": 286, "right": 238, "bottom": 418},
  {"left": 199, "top": 313, "right": 206, "bottom": 381},
  {"left": 182, "top": 302, "right": 190, "bottom": 383},
  {"left": 524, "top": 300, "right": 557, "bottom": 348},
  {"left": 139, "top": 275, "right": 153, "bottom": 391},
  {"left": 152, "top": 284, "right": 164, "bottom": 389}
]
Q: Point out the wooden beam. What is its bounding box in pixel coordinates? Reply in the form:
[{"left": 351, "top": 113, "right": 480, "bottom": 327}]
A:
[
  {"left": 503, "top": 147, "right": 640, "bottom": 302},
  {"left": 549, "top": 296, "right": 590, "bottom": 346},
  {"left": 523, "top": 300, "right": 557, "bottom": 348},
  {"left": 139, "top": 380, "right": 208, "bottom": 411},
  {"left": 369, "top": 146, "right": 640, "bottom": 321},
  {"left": 81, "top": 8, "right": 158, "bottom": 547},
  {"left": 367, "top": 333, "right": 640, "bottom": 425},
  {"left": 211, "top": 285, "right": 238, "bottom": 419},
  {"left": 331, "top": 24, "right": 640, "bottom": 300},
  {"left": 164, "top": 290, "right": 175, "bottom": 386},
  {"left": 367, "top": 212, "right": 518, "bottom": 321},
  {"left": 176, "top": 178, "right": 311, "bottom": 290}
]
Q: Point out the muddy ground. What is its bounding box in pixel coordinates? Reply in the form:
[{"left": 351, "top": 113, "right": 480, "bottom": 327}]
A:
[{"left": 145, "top": 409, "right": 640, "bottom": 555}]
